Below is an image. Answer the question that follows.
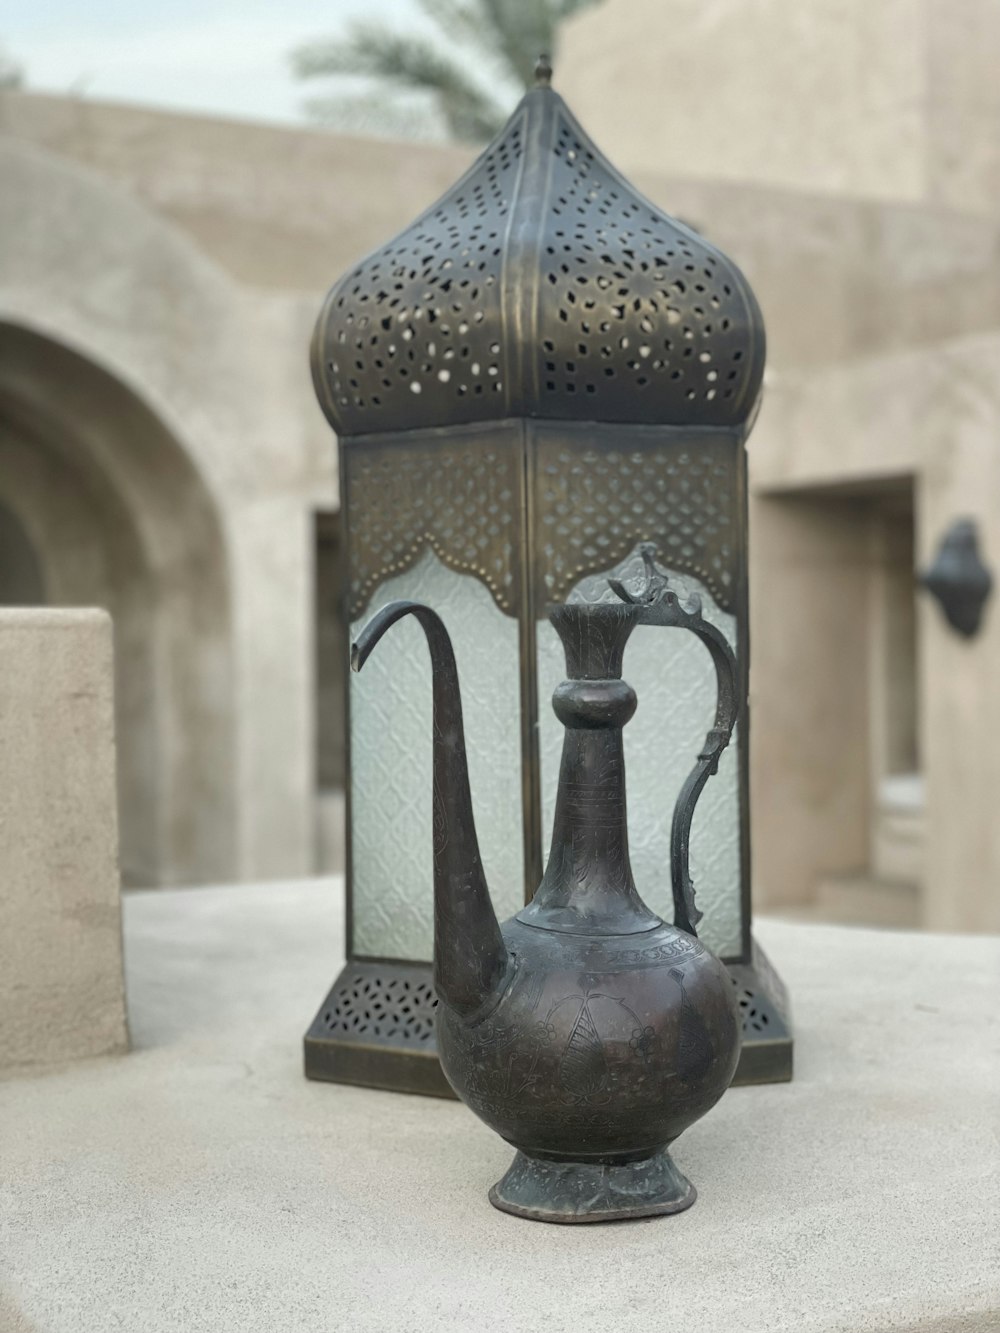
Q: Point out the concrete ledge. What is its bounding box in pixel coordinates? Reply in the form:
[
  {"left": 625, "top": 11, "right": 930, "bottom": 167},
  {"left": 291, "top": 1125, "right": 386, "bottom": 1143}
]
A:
[
  {"left": 0, "top": 608, "right": 127, "bottom": 1070},
  {"left": 1, "top": 878, "right": 998, "bottom": 1332}
]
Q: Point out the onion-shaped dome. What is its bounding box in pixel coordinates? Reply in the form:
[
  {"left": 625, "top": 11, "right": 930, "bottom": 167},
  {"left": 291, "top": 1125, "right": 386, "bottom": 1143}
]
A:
[{"left": 312, "top": 59, "right": 765, "bottom": 437}]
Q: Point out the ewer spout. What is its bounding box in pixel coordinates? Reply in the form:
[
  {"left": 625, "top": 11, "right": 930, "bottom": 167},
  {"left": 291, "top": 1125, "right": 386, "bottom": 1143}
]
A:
[{"left": 351, "top": 601, "right": 510, "bottom": 1020}]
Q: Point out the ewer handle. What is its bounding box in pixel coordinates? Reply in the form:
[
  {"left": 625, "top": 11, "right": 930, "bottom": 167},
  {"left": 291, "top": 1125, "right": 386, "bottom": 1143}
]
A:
[{"left": 610, "top": 546, "right": 740, "bottom": 938}]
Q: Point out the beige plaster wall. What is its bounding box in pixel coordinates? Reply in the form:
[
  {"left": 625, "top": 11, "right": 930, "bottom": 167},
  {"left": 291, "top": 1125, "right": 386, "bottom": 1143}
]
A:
[
  {"left": 7, "top": 91, "right": 1000, "bottom": 380},
  {"left": 560, "top": 0, "right": 1000, "bottom": 216},
  {"left": 750, "top": 335, "right": 1000, "bottom": 932},
  {"left": 0, "top": 609, "right": 128, "bottom": 1070},
  {"left": 0, "top": 91, "right": 474, "bottom": 293},
  {"left": 916, "top": 335, "right": 1000, "bottom": 933},
  {"left": 0, "top": 136, "right": 329, "bottom": 885},
  {"left": 0, "top": 98, "right": 483, "bottom": 890},
  {"left": 748, "top": 495, "right": 872, "bottom": 908}
]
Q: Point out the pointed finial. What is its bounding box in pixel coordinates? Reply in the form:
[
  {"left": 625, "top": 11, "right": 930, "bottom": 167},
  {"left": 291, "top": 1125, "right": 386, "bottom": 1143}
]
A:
[
  {"left": 534, "top": 53, "right": 553, "bottom": 87},
  {"left": 609, "top": 544, "right": 670, "bottom": 606}
]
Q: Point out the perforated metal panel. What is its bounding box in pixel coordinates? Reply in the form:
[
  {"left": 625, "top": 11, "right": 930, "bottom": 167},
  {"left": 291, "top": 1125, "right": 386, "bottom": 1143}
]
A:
[
  {"left": 531, "top": 429, "right": 740, "bottom": 613},
  {"left": 313, "top": 83, "right": 764, "bottom": 435},
  {"left": 314, "top": 114, "right": 523, "bottom": 432},
  {"left": 343, "top": 427, "right": 520, "bottom": 621},
  {"left": 537, "top": 112, "right": 756, "bottom": 419},
  {"left": 318, "top": 964, "right": 437, "bottom": 1047}
]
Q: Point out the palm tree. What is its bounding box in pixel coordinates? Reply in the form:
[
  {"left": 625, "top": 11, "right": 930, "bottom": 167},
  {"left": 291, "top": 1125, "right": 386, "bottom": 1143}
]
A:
[
  {"left": 291, "top": 0, "right": 602, "bottom": 143},
  {"left": 0, "top": 45, "right": 24, "bottom": 90}
]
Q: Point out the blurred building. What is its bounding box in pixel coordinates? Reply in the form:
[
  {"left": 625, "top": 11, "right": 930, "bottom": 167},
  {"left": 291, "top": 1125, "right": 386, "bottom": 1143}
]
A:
[
  {"left": 0, "top": 94, "right": 476, "bottom": 886},
  {"left": 2, "top": 0, "right": 999, "bottom": 931},
  {"left": 561, "top": 0, "right": 1000, "bottom": 935}
]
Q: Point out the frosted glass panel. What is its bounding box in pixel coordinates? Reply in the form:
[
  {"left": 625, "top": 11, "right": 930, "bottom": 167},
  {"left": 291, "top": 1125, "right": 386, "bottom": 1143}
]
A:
[
  {"left": 538, "top": 547, "right": 742, "bottom": 958},
  {"left": 350, "top": 549, "right": 523, "bottom": 960}
]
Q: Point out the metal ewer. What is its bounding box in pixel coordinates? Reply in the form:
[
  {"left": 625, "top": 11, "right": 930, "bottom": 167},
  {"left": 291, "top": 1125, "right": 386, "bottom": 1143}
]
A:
[{"left": 349, "top": 552, "right": 741, "bottom": 1222}]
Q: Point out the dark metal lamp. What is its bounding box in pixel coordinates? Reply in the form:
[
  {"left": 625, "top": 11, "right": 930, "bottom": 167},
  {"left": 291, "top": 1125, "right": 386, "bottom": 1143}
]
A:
[
  {"left": 920, "top": 518, "right": 992, "bottom": 638},
  {"left": 305, "top": 59, "right": 792, "bottom": 1094}
]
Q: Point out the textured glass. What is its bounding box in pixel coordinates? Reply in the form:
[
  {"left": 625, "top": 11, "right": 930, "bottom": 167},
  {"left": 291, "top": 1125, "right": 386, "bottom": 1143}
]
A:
[
  {"left": 538, "top": 547, "right": 742, "bottom": 958},
  {"left": 350, "top": 550, "right": 523, "bottom": 961}
]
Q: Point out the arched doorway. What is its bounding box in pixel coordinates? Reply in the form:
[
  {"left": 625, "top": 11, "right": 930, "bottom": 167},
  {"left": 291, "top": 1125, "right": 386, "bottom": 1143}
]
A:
[
  {"left": 0, "top": 321, "right": 236, "bottom": 887},
  {"left": 0, "top": 498, "right": 45, "bottom": 604}
]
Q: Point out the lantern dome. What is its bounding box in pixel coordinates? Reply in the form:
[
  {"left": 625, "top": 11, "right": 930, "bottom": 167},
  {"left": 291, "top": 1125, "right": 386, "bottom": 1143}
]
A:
[{"left": 312, "top": 60, "right": 765, "bottom": 437}]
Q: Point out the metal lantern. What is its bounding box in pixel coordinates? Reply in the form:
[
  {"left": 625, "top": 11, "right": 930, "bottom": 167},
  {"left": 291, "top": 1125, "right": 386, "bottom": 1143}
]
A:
[{"left": 305, "top": 60, "right": 791, "bottom": 1094}]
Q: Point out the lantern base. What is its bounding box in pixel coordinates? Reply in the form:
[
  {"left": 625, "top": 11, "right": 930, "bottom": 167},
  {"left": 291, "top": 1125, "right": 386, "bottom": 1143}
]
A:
[
  {"left": 489, "top": 1148, "right": 695, "bottom": 1225},
  {"left": 303, "top": 957, "right": 454, "bottom": 1097},
  {"left": 303, "top": 937, "right": 792, "bottom": 1093}
]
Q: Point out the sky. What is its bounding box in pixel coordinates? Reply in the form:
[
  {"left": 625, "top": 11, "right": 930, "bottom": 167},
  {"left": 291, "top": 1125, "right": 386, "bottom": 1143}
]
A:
[{"left": 0, "top": 0, "right": 430, "bottom": 125}]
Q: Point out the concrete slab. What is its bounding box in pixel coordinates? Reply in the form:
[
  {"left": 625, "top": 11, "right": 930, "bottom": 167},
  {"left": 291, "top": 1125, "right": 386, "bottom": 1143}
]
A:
[
  {"left": 1, "top": 878, "right": 998, "bottom": 1333},
  {"left": 0, "top": 608, "right": 127, "bottom": 1071}
]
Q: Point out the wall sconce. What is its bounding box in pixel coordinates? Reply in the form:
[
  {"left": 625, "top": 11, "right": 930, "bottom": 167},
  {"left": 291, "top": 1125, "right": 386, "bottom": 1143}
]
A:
[{"left": 920, "top": 518, "right": 992, "bottom": 638}]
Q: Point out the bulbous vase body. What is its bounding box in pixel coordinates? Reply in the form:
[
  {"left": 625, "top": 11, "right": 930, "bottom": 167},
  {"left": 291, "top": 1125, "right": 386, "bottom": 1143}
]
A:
[{"left": 438, "top": 913, "right": 740, "bottom": 1167}]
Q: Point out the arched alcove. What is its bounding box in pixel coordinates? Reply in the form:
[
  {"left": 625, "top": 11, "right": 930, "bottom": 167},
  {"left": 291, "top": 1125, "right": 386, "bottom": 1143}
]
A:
[{"left": 0, "top": 321, "right": 236, "bottom": 887}]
